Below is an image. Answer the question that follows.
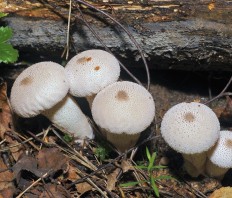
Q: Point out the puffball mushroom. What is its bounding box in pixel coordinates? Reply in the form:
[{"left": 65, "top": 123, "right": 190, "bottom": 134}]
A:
[
  {"left": 10, "top": 61, "right": 93, "bottom": 139},
  {"left": 206, "top": 130, "right": 232, "bottom": 179},
  {"left": 91, "top": 81, "right": 155, "bottom": 152},
  {"left": 65, "top": 49, "right": 120, "bottom": 105},
  {"left": 160, "top": 102, "right": 220, "bottom": 177}
]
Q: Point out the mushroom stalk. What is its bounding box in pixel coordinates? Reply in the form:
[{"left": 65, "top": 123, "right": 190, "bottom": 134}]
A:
[
  {"left": 182, "top": 153, "right": 207, "bottom": 177},
  {"left": 103, "top": 130, "right": 140, "bottom": 152},
  {"left": 42, "top": 95, "right": 93, "bottom": 139},
  {"left": 205, "top": 159, "right": 229, "bottom": 180}
]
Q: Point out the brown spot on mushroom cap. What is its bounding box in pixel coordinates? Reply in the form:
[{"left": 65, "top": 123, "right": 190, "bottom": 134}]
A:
[
  {"left": 94, "top": 66, "right": 100, "bottom": 71},
  {"left": 184, "top": 112, "right": 195, "bottom": 122},
  {"left": 225, "top": 139, "right": 232, "bottom": 148},
  {"left": 76, "top": 57, "right": 92, "bottom": 64},
  {"left": 116, "top": 90, "right": 129, "bottom": 101},
  {"left": 20, "top": 77, "right": 33, "bottom": 86}
]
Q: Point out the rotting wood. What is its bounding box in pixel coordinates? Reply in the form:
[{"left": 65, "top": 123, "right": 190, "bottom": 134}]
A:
[{"left": 0, "top": 0, "right": 232, "bottom": 70}]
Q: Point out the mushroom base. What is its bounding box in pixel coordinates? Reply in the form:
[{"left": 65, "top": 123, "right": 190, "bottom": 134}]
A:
[
  {"left": 42, "top": 95, "right": 94, "bottom": 139},
  {"left": 182, "top": 152, "right": 207, "bottom": 178},
  {"left": 205, "top": 159, "right": 229, "bottom": 180},
  {"left": 103, "top": 131, "right": 140, "bottom": 152}
]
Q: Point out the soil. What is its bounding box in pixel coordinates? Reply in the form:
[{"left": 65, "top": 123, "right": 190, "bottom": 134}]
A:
[{"left": 1, "top": 63, "right": 232, "bottom": 197}]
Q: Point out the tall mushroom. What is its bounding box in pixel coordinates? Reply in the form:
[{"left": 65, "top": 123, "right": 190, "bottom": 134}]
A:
[
  {"left": 205, "top": 130, "right": 232, "bottom": 180},
  {"left": 65, "top": 49, "right": 120, "bottom": 105},
  {"left": 91, "top": 81, "right": 155, "bottom": 152},
  {"left": 10, "top": 61, "right": 93, "bottom": 139},
  {"left": 160, "top": 102, "right": 220, "bottom": 177}
]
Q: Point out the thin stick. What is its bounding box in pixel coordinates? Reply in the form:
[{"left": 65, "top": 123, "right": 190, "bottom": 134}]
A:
[
  {"left": 65, "top": 0, "right": 72, "bottom": 60},
  {"left": 205, "top": 75, "right": 232, "bottom": 105},
  {"left": 16, "top": 172, "right": 49, "bottom": 198},
  {"left": 0, "top": 131, "right": 45, "bottom": 152}
]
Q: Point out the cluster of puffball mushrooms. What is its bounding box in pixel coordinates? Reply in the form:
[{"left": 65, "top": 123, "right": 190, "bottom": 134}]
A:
[
  {"left": 161, "top": 102, "right": 232, "bottom": 180},
  {"left": 10, "top": 49, "right": 155, "bottom": 153},
  {"left": 10, "top": 49, "right": 231, "bottom": 180}
]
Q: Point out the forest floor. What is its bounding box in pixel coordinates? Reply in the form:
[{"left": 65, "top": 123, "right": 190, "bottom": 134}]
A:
[{"left": 0, "top": 68, "right": 232, "bottom": 197}]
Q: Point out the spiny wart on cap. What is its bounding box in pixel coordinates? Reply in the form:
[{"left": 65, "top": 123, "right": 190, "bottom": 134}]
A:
[
  {"left": 76, "top": 56, "right": 92, "bottom": 64},
  {"left": 184, "top": 112, "right": 195, "bottom": 122},
  {"left": 20, "top": 76, "right": 33, "bottom": 86},
  {"left": 115, "top": 90, "right": 129, "bottom": 101}
]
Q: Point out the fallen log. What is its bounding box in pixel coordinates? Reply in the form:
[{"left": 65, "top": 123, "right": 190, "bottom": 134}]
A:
[{"left": 0, "top": 0, "right": 232, "bottom": 70}]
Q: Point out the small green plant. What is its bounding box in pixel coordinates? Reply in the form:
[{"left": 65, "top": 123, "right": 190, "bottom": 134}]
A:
[
  {"left": 94, "top": 145, "right": 109, "bottom": 161},
  {"left": 63, "top": 134, "right": 73, "bottom": 143},
  {"left": 0, "top": 12, "right": 19, "bottom": 64},
  {"left": 120, "top": 147, "right": 173, "bottom": 197}
]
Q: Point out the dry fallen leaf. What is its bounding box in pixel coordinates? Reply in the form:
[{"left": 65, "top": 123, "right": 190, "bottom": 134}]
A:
[
  {"left": 39, "top": 184, "right": 70, "bottom": 198},
  {"left": 76, "top": 181, "right": 92, "bottom": 195},
  {"left": 0, "top": 83, "right": 23, "bottom": 161},
  {"left": 0, "top": 83, "right": 13, "bottom": 135},
  {"left": 0, "top": 187, "right": 15, "bottom": 198},
  {"left": 66, "top": 165, "right": 92, "bottom": 195},
  {"left": 12, "top": 153, "right": 46, "bottom": 190},
  {"left": 209, "top": 187, "right": 232, "bottom": 198},
  {"left": 37, "top": 147, "right": 68, "bottom": 173},
  {"left": 121, "top": 159, "right": 134, "bottom": 173},
  {"left": 107, "top": 168, "right": 120, "bottom": 191},
  {"left": 0, "top": 158, "right": 14, "bottom": 191}
]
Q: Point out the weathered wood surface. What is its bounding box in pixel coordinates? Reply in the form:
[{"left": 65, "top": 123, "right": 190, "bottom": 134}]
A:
[{"left": 0, "top": 0, "right": 232, "bottom": 70}]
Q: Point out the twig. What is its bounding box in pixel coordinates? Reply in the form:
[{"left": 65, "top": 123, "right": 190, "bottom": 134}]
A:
[
  {"left": 205, "top": 75, "right": 232, "bottom": 105},
  {"left": 16, "top": 172, "right": 49, "bottom": 198},
  {"left": 51, "top": 127, "right": 98, "bottom": 171},
  {"left": 0, "top": 131, "right": 45, "bottom": 153},
  {"left": 65, "top": 0, "right": 72, "bottom": 60}
]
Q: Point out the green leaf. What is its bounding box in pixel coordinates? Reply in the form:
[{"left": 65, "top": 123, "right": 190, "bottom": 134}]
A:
[
  {"left": 150, "top": 176, "right": 159, "bottom": 197},
  {"left": 148, "top": 152, "right": 156, "bottom": 172},
  {"left": 0, "top": 12, "right": 8, "bottom": 18},
  {"left": 135, "top": 165, "right": 148, "bottom": 170},
  {"left": 152, "top": 175, "right": 174, "bottom": 181},
  {"left": 0, "top": 43, "right": 19, "bottom": 63},
  {"left": 151, "top": 165, "right": 167, "bottom": 169},
  {"left": 146, "top": 147, "right": 151, "bottom": 161},
  {"left": 0, "top": 27, "right": 13, "bottom": 43},
  {"left": 63, "top": 134, "right": 73, "bottom": 142},
  {"left": 120, "top": 180, "right": 146, "bottom": 187}
]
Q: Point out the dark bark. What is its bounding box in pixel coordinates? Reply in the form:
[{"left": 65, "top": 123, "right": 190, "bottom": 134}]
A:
[{"left": 0, "top": 0, "right": 232, "bottom": 70}]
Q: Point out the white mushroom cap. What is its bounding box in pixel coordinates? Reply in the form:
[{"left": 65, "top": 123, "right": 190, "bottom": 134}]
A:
[
  {"left": 10, "top": 61, "right": 69, "bottom": 117},
  {"left": 160, "top": 102, "right": 220, "bottom": 154},
  {"left": 207, "top": 130, "right": 232, "bottom": 168},
  {"left": 91, "top": 81, "right": 155, "bottom": 134},
  {"left": 65, "top": 49, "right": 120, "bottom": 97}
]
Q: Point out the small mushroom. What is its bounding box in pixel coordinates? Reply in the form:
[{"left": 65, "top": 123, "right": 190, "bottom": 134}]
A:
[
  {"left": 10, "top": 61, "right": 93, "bottom": 139},
  {"left": 65, "top": 49, "right": 120, "bottom": 105},
  {"left": 206, "top": 130, "right": 232, "bottom": 180},
  {"left": 160, "top": 102, "right": 220, "bottom": 177},
  {"left": 91, "top": 81, "right": 155, "bottom": 152}
]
